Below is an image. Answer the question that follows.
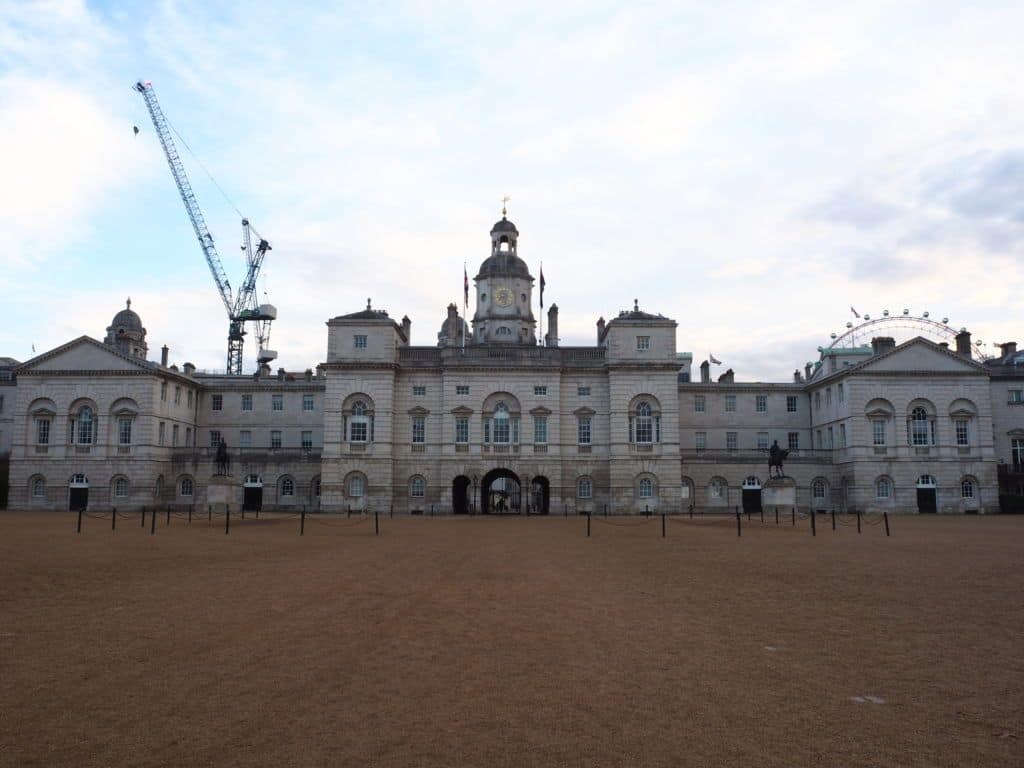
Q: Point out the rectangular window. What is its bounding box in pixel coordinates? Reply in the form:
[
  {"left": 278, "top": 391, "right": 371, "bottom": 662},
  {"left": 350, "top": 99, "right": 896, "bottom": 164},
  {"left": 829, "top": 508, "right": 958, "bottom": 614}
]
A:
[
  {"left": 350, "top": 420, "right": 368, "bottom": 443},
  {"left": 577, "top": 417, "right": 591, "bottom": 445},
  {"left": 241, "top": 394, "right": 253, "bottom": 411},
  {"left": 534, "top": 416, "right": 548, "bottom": 444},
  {"left": 827, "top": 426, "right": 834, "bottom": 449},
  {"left": 158, "top": 422, "right": 165, "bottom": 445},
  {"left": 873, "top": 420, "right": 886, "bottom": 446},
  {"left": 726, "top": 431, "right": 737, "bottom": 451},
  {"left": 303, "top": 394, "right": 314, "bottom": 412},
  {"left": 172, "top": 424, "right": 179, "bottom": 446},
  {"left": 36, "top": 419, "right": 50, "bottom": 445},
  {"left": 1013, "top": 438, "right": 1024, "bottom": 471},
  {"left": 817, "top": 429, "right": 823, "bottom": 448},
  {"left": 160, "top": 382, "right": 167, "bottom": 401},
  {"left": 826, "top": 387, "right": 832, "bottom": 406},
  {"left": 456, "top": 385, "right": 470, "bottom": 396},
  {"left": 725, "top": 395, "right": 736, "bottom": 412},
  {"left": 272, "top": 394, "right": 283, "bottom": 411},
  {"left": 211, "top": 394, "right": 223, "bottom": 411},
  {"left": 210, "top": 430, "right": 221, "bottom": 448},
  {"left": 534, "top": 386, "right": 547, "bottom": 396},
  {"left": 302, "top": 430, "right": 313, "bottom": 450},
  {"left": 837, "top": 383, "right": 845, "bottom": 403},
  {"left": 270, "top": 430, "right": 282, "bottom": 449},
  {"left": 694, "top": 395, "right": 705, "bottom": 413},
  {"left": 455, "top": 417, "right": 469, "bottom": 444},
  {"left": 412, "top": 416, "right": 425, "bottom": 444},
  {"left": 757, "top": 431, "right": 769, "bottom": 450},
  {"left": 815, "top": 392, "right": 821, "bottom": 410},
  {"left": 756, "top": 395, "right": 767, "bottom": 413},
  {"left": 354, "top": 335, "right": 367, "bottom": 349},
  {"left": 240, "top": 430, "right": 252, "bottom": 448},
  {"left": 955, "top": 419, "right": 969, "bottom": 446},
  {"left": 577, "top": 386, "right": 590, "bottom": 396},
  {"left": 187, "top": 391, "right": 193, "bottom": 408},
  {"left": 787, "top": 432, "right": 799, "bottom": 450},
  {"left": 1009, "top": 389, "right": 1024, "bottom": 403},
  {"left": 839, "top": 423, "right": 846, "bottom": 448},
  {"left": 413, "top": 386, "right": 426, "bottom": 396},
  {"left": 787, "top": 395, "right": 798, "bottom": 413},
  {"left": 174, "top": 386, "right": 181, "bottom": 405},
  {"left": 636, "top": 336, "right": 650, "bottom": 351},
  {"left": 695, "top": 431, "right": 706, "bottom": 450},
  {"left": 185, "top": 427, "right": 191, "bottom": 446}
]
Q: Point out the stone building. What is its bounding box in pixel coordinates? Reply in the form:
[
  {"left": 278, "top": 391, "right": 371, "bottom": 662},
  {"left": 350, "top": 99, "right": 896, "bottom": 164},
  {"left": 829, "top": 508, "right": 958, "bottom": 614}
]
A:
[{"left": 3, "top": 214, "right": 1022, "bottom": 514}]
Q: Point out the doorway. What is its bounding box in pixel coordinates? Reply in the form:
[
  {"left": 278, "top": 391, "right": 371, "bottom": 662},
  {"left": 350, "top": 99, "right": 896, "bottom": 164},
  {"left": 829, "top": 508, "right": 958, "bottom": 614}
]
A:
[
  {"left": 530, "top": 476, "right": 550, "bottom": 515},
  {"left": 916, "top": 474, "right": 937, "bottom": 513},
  {"left": 243, "top": 474, "right": 263, "bottom": 512},
  {"left": 68, "top": 474, "right": 89, "bottom": 511},
  {"left": 453, "top": 475, "right": 471, "bottom": 515},
  {"left": 481, "top": 468, "right": 521, "bottom": 514},
  {"left": 741, "top": 476, "right": 762, "bottom": 515}
]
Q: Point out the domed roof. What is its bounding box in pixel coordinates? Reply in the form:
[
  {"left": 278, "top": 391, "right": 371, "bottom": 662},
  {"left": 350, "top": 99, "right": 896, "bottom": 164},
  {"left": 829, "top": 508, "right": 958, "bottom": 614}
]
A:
[
  {"left": 477, "top": 251, "right": 532, "bottom": 279},
  {"left": 110, "top": 299, "right": 143, "bottom": 332},
  {"left": 490, "top": 216, "right": 519, "bottom": 234}
]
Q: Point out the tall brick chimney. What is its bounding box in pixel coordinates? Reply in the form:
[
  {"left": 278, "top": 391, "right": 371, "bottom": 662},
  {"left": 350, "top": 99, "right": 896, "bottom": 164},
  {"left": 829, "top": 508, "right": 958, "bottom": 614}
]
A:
[
  {"left": 955, "top": 329, "right": 972, "bottom": 359},
  {"left": 700, "top": 360, "right": 710, "bottom": 383}
]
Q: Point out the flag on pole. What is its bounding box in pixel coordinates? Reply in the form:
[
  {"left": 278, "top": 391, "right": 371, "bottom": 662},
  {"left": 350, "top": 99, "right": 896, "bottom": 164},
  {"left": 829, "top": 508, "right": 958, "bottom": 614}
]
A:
[
  {"left": 709, "top": 353, "right": 722, "bottom": 365},
  {"left": 464, "top": 264, "right": 469, "bottom": 307},
  {"left": 539, "top": 265, "right": 546, "bottom": 309},
  {"left": 850, "top": 306, "right": 860, "bottom": 318}
]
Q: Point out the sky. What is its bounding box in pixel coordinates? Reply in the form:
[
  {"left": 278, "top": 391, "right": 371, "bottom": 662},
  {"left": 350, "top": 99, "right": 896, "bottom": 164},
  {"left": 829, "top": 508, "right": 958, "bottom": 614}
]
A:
[{"left": 1, "top": 0, "right": 1022, "bottom": 380}]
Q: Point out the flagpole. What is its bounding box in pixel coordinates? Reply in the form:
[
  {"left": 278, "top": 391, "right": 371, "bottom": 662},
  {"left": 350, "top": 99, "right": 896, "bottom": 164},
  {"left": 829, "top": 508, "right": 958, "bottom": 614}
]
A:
[
  {"left": 538, "top": 261, "right": 543, "bottom": 346},
  {"left": 462, "top": 262, "right": 467, "bottom": 352}
]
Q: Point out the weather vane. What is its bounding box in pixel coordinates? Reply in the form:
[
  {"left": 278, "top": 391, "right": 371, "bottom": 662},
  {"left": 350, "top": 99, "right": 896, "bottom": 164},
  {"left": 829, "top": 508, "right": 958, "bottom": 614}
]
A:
[{"left": 501, "top": 195, "right": 511, "bottom": 217}]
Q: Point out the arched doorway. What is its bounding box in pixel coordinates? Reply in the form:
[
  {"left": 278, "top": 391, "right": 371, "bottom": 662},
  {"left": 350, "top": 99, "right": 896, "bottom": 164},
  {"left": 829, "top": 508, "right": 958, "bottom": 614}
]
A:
[
  {"left": 916, "top": 474, "right": 937, "bottom": 513},
  {"left": 452, "top": 475, "right": 471, "bottom": 515},
  {"left": 243, "top": 474, "right": 263, "bottom": 512},
  {"left": 481, "top": 468, "right": 521, "bottom": 514},
  {"left": 530, "top": 476, "right": 550, "bottom": 515},
  {"left": 68, "top": 474, "right": 89, "bottom": 511},
  {"left": 742, "top": 476, "right": 762, "bottom": 514}
]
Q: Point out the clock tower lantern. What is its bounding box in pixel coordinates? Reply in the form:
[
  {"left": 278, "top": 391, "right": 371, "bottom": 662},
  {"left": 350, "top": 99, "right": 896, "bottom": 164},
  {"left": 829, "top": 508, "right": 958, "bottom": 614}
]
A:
[{"left": 471, "top": 210, "right": 537, "bottom": 345}]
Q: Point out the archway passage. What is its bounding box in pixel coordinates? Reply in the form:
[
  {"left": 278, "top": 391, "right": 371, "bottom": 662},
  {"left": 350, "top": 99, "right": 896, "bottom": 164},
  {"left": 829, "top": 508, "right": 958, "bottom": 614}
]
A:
[
  {"left": 481, "top": 468, "right": 521, "bottom": 515},
  {"left": 452, "top": 475, "right": 471, "bottom": 515},
  {"left": 530, "top": 476, "right": 550, "bottom": 515}
]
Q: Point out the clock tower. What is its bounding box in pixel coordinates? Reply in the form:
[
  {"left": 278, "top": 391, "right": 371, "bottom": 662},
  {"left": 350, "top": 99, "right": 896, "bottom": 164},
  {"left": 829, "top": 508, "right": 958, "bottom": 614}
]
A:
[{"left": 471, "top": 211, "right": 537, "bottom": 345}]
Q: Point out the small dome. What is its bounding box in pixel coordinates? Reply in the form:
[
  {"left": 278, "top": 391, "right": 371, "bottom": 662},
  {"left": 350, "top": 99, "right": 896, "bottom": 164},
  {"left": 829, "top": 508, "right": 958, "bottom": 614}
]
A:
[
  {"left": 111, "top": 299, "right": 143, "bottom": 332},
  {"left": 491, "top": 217, "right": 519, "bottom": 234},
  {"left": 477, "top": 251, "right": 532, "bottom": 279}
]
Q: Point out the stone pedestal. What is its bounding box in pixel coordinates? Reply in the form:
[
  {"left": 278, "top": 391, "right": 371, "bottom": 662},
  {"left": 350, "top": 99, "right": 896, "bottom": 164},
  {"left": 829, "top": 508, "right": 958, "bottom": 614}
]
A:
[
  {"left": 207, "top": 475, "right": 235, "bottom": 509},
  {"left": 763, "top": 476, "right": 796, "bottom": 508}
]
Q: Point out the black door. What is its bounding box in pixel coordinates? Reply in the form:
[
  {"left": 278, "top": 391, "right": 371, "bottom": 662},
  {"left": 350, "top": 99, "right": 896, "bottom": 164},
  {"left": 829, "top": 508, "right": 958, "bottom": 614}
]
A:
[
  {"left": 453, "top": 476, "right": 470, "bottom": 515},
  {"left": 530, "top": 478, "right": 550, "bottom": 515},
  {"left": 917, "top": 488, "right": 937, "bottom": 513},
  {"left": 69, "top": 487, "right": 88, "bottom": 511},
  {"left": 243, "top": 487, "right": 263, "bottom": 512},
  {"left": 742, "top": 488, "right": 762, "bottom": 514}
]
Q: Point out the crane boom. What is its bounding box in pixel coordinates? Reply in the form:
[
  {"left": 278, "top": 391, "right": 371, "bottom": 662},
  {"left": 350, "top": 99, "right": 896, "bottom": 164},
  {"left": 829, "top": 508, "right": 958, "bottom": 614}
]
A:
[{"left": 134, "top": 81, "right": 233, "bottom": 316}]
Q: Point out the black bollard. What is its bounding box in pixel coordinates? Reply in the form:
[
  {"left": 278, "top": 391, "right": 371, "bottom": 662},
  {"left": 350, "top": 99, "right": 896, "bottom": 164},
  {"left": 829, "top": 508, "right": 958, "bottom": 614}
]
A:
[
  {"left": 832, "top": 510, "right": 836, "bottom": 530},
  {"left": 587, "top": 512, "right": 591, "bottom": 537},
  {"left": 77, "top": 508, "right": 83, "bottom": 534},
  {"left": 689, "top": 505, "right": 693, "bottom": 519},
  {"left": 884, "top": 511, "right": 890, "bottom": 537},
  {"left": 564, "top": 502, "right": 568, "bottom": 516},
  {"left": 188, "top": 505, "right": 192, "bottom": 524},
  {"left": 208, "top": 504, "right": 212, "bottom": 522},
  {"left": 661, "top": 513, "right": 666, "bottom": 539},
  {"left": 225, "top": 505, "right": 230, "bottom": 535},
  {"left": 300, "top": 507, "right": 306, "bottom": 536},
  {"left": 375, "top": 510, "right": 379, "bottom": 536},
  {"left": 856, "top": 509, "right": 861, "bottom": 534},
  {"left": 736, "top": 511, "right": 741, "bottom": 537},
  {"left": 241, "top": 506, "right": 245, "bottom": 520},
  {"left": 347, "top": 505, "right": 351, "bottom": 518},
  {"left": 775, "top": 506, "right": 779, "bottom": 525},
  {"left": 811, "top": 509, "right": 816, "bottom": 537},
  {"left": 112, "top": 507, "right": 117, "bottom": 531},
  {"left": 150, "top": 507, "right": 156, "bottom": 535},
  {"left": 430, "top": 504, "right": 434, "bottom": 517},
  {"left": 760, "top": 508, "right": 764, "bottom": 523},
  {"left": 141, "top": 506, "right": 146, "bottom": 527},
  {"left": 256, "top": 506, "right": 259, "bottom": 519},
  {"left": 390, "top": 504, "right": 394, "bottom": 519},
  {"left": 166, "top": 506, "right": 170, "bottom": 526},
  {"left": 645, "top": 504, "right": 650, "bottom": 518},
  {"left": 791, "top": 507, "right": 795, "bottom": 527},
  {"left": 604, "top": 504, "right": 608, "bottom": 517}
]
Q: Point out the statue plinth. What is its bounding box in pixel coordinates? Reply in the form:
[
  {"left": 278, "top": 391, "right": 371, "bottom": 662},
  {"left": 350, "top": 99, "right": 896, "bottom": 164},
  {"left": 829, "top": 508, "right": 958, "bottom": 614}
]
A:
[
  {"left": 207, "top": 475, "right": 235, "bottom": 507},
  {"left": 763, "top": 476, "right": 796, "bottom": 507}
]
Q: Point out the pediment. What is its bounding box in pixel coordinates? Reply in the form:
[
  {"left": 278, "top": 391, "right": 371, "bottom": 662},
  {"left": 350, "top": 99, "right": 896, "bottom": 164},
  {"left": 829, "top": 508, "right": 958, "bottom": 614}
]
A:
[
  {"left": 18, "top": 337, "right": 153, "bottom": 374},
  {"left": 530, "top": 406, "right": 552, "bottom": 416},
  {"left": 450, "top": 406, "right": 474, "bottom": 416},
  {"left": 855, "top": 339, "right": 985, "bottom": 375}
]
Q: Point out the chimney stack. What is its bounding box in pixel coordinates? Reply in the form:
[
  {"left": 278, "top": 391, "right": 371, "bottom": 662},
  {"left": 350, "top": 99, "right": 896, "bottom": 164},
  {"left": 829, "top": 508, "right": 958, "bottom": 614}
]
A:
[
  {"left": 259, "top": 363, "right": 271, "bottom": 378},
  {"left": 955, "top": 329, "right": 972, "bottom": 358},
  {"left": 401, "top": 315, "right": 412, "bottom": 346},
  {"left": 718, "top": 368, "right": 734, "bottom": 383},
  {"left": 938, "top": 342, "right": 949, "bottom": 350},
  {"left": 793, "top": 369, "right": 802, "bottom": 383},
  {"left": 160, "top": 345, "right": 169, "bottom": 367},
  {"left": 183, "top": 362, "right": 195, "bottom": 376},
  {"left": 804, "top": 362, "right": 812, "bottom": 381},
  {"left": 700, "top": 360, "right": 710, "bottom": 383},
  {"left": 445, "top": 303, "right": 459, "bottom": 347},
  {"left": 1000, "top": 341, "right": 1017, "bottom": 359},
  {"left": 304, "top": 368, "right": 313, "bottom": 381},
  {"left": 545, "top": 304, "right": 559, "bottom": 347},
  {"left": 277, "top": 367, "right": 286, "bottom": 381},
  {"left": 596, "top": 317, "right": 606, "bottom": 342},
  {"left": 871, "top": 336, "right": 896, "bottom": 356}
]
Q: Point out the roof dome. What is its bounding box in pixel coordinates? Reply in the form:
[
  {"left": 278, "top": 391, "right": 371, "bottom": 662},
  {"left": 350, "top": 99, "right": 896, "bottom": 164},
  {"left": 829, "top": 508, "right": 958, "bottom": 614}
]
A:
[
  {"left": 491, "top": 216, "right": 519, "bottom": 234},
  {"left": 477, "top": 251, "right": 532, "bottom": 279},
  {"left": 111, "top": 299, "right": 143, "bottom": 332}
]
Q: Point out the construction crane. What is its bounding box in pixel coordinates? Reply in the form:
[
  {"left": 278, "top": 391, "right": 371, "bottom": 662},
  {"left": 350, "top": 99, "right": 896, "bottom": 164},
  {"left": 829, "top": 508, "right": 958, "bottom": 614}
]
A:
[{"left": 134, "top": 80, "right": 277, "bottom": 375}]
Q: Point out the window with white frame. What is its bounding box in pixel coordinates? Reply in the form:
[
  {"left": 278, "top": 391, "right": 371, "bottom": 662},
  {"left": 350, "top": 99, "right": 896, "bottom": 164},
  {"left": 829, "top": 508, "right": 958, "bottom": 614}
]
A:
[
  {"left": 491, "top": 403, "right": 512, "bottom": 443},
  {"left": 185, "top": 427, "right": 191, "bottom": 446},
  {"left": 158, "top": 421, "right": 165, "bottom": 446},
  {"left": 725, "top": 395, "right": 736, "bottom": 412},
  {"left": 827, "top": 426, "right": 834, "bottom": 448},
  {"left": 455, "top": 416, "right": 469, "bottom": 444},
  {"left": 873, "top": 420, "right": 886, "bottom": 446},
  {"left": 694, "top": 395, "right": 705, "bottom": 413},
  {"left": 209, "top": 430, "right": 221, "bottom": 448},
  {"left": 354, "top": 335, "right": 367, "bottom": 349},
  {"left": 456, "top": 385, "right": 470, "bottom": 396},
  {"left": 636, "top": 336, "right": 650, "bottom": 351},
  {"left": 271, "top": 430, "right": 282, "bottom": 449},
  {"left": 172, "top": 424, "right": 179, "bottom": 446},
  {"left": 349, "top": 475, "right": 365, "bottom": 497},
  {"left": 303, "top": 394, "right": 314, "bottom": 411},
  {"left": 412, "top": 416, "right": 425, "bottom": 444},
  {"left": 114, "top": 477, "right": 128, "bottom": 498},
  {"left": 816, "top": 429, "right": 822, "bottom": 448},
  {"left": 709, "top": 478, "right": 725, "bottom": 499},
  {"left": 726, "top": 431, "right": 737, "bottom": 450},
  {"left": 876, "top": 477, "right": 892, "bottom": 499},
  {"left": 788, "top": 432, "right": 799, "bottom": 450},
  {"left": 755, "top": 395, "right": 767, "bottom": 413},
  {"left": 638, "top": 477, "right": 654, "bottom": 498},
  {"left": 534, "top": 416, "right": 547, "bottom": 444},
  {"left": 812, "top": 479, "right": 827, "bottom": 501},
  {"left": 815, "top": 392, "right": 821, "bottom": 410},
  {"left": 160, "top": 382, "right": 167, "bottom": 401},
  {"left": 961, "top": 478, "right": 975, "bottom": 499},
  {"left": 577, "top": 477, "right": 592, "bottom": 499},
  {"left": 1013, "top": 438, "right": 1024, "bottom": 471},
  {"left": 281, "top": 477, "right": 295, "bottom": 497},
  {"left": 76, "top": 406, "right": 94, "bottom": 444},
  {"left": 302, "top": 430, "right": 313, "bottom": 450},
  {"left": 187, "top": 391, "right": 193, "bottom": 408},
  {"left": 1010, "top": 389, "right": 1023, "bottom": 403},
  {"left": 174, "top": 386, "right": 181, "bottom": 405},
  {"left": 826, "top": 387, "right": 832, "bottom": 406},
  {"left": 955, "top": 419, "right": 969, "bottom": 446},
  {"left": 350, "top": 401, "right": 370, "bottom": 442},
  {"left": 839, "top": 423, "right": 846, "bottom": 448},
  {"left": 32, "top": 477, "right": 45, "bottom": 497},
  {"left": 272, "top": 394, "right": 283, "bottom": 411},
  {"left": 695, "top": 431, "right": 706, "bottom": 450},
  {"left": 632, "top": 401, "right": 655, "bottom": 443},
  {"left": 577, "top": 416, "right": 591, "bottom": 445},
  {"left": 837, "top": 383, "right": 844, "bottom": 403},
  {"left": 534, "top": 386, "right": 547, "bottom": 396},
  {"left": 36, "top": 418, "right": 50, "bottom": 445},
  {"left": 577, "top": 386, "right": 590, "bottom": 396},
  {"left": 239, "top": 430, "right": 252, "bottom": 447},
  {"left": 413, "top": 386, "right": 426, "bottom": 396},
  {"left": 909, "top": 406, "right": 933, "bottom": 446},
  {"left": 410, "top": 476, "right": 425, "bottom": 498},
  {"left": 241, "top": 394, "right": 253, "bottom": 411},
  {"left": 180, "top": 477, "right": 193, "bottom": 497},
  {"left": 757, "top": 432, "right": 769, "bottom": 450},
  {"left": 211, "top": 394, "right": 223, "bottom": 411},
  {"left": 787, "top": 395, "right": 798, "bottom": 413}
]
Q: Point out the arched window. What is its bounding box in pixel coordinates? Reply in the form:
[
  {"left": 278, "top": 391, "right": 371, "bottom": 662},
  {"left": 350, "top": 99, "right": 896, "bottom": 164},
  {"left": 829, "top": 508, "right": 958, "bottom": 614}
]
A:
[
  {"left": 349, "top": 474, "right": 365, "bottom": 497},
  {"left": 245, "top": 474, "right": 262, "bottom": 486},
  {"left": 961, "top": 478, "right": 975, "bottom": 499},
  {"left": 577, "top": 477, "right": 592, "bottom": 499},
  {"left": 917, "top": 474, "right": 936, "bottom": 487},
  {"left": 350, "top": 401, "right": 370, "bottom": 442},
  {"left": 77, "top": 406, "right": 94, "bottom": 445},
  {"left": 31, "top": 476, "right": 45, "bottom": 497},
  {"left": 709, "top": 478, "right": 726, "bottom": 500},
  {"left": 180, "top": 477, "right": 194, "bottom": 497},
  {"left": 876, "top": 477, "right": 892, "bottom": 499},
  {"left": 113, "top": 477, "right": 129, "bottom": 498},
  {"left": 638, "top": 477, "right": 654, "bottom": 499},
  {"left": 281, "top": 477, "right": 294, "bottom": 497},
  {"left": 496, "top": 326, "right": 513, "bottom": 336},
  {"left": 909, "top": 406, "right": 933, "bottom": 446},
  {"left": 492, "top": 402, "right": 510, "bottom": 443},
  {"left": 629, "top": 399, "right": 661, "bottom": 444},
  {"left": 812, "top": 479, "right": 827, "bottom": 501},
  {"left": 410, "top": 476, "right": 425, "bottom": 498},
  {"left": 743, "top": 476, "right": 762, "bottom": 489}
]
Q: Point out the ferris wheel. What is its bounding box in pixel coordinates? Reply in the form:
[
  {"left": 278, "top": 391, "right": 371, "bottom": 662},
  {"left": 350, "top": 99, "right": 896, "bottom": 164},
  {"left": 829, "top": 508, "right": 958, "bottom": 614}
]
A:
[{"left": 824, "top": 309, "right": 992, "bottom": 361}]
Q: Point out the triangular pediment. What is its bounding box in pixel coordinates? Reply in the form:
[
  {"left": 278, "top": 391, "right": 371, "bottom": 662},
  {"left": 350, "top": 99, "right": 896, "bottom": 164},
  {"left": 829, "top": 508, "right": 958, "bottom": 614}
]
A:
[
  {"left": 17, "top": 336, "right": 156, "bottom": 374},
  {"left": 853, "top": 338, "right": 986, "bottom": 376}
]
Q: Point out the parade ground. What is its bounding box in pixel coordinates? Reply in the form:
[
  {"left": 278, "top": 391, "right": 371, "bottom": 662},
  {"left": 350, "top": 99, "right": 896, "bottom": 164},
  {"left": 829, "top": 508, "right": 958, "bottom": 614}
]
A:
[{"left": 0, "top": 511, "right": 1021, "bottom": 767}]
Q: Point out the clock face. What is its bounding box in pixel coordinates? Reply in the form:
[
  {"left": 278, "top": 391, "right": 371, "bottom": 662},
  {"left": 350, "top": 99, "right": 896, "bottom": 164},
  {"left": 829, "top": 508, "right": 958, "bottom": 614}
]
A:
[{"left": 494, "top": 287, "right": 514, "bottom": 307}]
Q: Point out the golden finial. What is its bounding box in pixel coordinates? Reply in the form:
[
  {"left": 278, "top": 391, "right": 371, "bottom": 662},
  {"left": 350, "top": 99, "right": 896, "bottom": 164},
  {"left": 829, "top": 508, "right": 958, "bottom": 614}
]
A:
[{"left": 501, "top": 195, "right": 511, "bottom": 218}]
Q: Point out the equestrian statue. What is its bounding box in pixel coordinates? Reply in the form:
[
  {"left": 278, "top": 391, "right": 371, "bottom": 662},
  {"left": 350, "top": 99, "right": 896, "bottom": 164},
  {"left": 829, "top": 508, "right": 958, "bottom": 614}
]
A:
[
  {"left": 215, "top": 438, "right": 231, "bottom": 476},
  {"left": 768, "top": 440, "right": 789, "bottom": 479}
]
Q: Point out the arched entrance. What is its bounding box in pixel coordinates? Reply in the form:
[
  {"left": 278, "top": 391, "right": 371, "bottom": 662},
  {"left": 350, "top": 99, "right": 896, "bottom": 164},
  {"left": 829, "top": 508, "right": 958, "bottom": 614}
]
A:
[
  {"left": 68, "top": 474, "right": 89, "bottom": 511},
  {"left": 481, "top": 468, "right": 521, "bottom": 514},
  {"left": 452, "top": 475, "right": 471, "bottom": 515},
  {"left": 243, "top": 474, "right": 263, "bottom": 512},
  {"left": 530, "top": 476, "right": 550, "bottom": 515},
  {"left": 742, "top": 476, "right": 762, "bottom": 514},
  {"left": 916, "top": 474, "right": 937, "bottom": 513}
]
